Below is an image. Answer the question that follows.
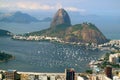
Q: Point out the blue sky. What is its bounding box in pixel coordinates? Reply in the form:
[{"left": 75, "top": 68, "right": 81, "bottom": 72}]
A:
[{"left": 0, "top": 0, "right": 120, "bottom": 16}]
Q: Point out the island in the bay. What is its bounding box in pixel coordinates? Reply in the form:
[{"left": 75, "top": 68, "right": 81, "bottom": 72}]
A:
[
  {"left": 0, "top": 29, "right": 12, "bottom": 36},
  {"left": 13, "top": 8, "right": 109, "bottom": 45},
  {"left": 0, "top": 51, "right": 13, "bottom": 62},
  {"left": 0, "top": 29, "right": 13, "bottom": 62}
]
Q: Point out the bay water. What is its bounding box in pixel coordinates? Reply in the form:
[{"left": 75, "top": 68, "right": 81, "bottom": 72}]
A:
[{"left": 0, "top": 21, "right": 119, "bottom": 72}]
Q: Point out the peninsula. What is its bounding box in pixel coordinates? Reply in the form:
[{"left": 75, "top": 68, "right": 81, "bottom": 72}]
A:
[{"left": 13, "top": 8, "right": 108, "bottom": 45}]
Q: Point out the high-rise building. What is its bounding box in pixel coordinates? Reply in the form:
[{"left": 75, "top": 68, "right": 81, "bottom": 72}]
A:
[
  {"left": 109, "top": 53, "right": 120, "bottom": 64},
  {"left": 20, "top": 74, "right": 29, "bottom": 80},
  {"left": 104, "top": 65, "right": 112, "bottom": 79},
  {"left": 65, "top": 68, "right": 75, "bottom": 80},
  {"left": 4, "top": 70, "right": 20, "bottom": 80}
]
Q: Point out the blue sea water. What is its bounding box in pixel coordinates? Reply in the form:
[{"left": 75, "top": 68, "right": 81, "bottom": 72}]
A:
[
  {"left": 0, "top": 19, "right": 120, "bottom": 39},
  {"left": 0, "top": 22, "right": 50, "bottom": 34},
  {"left": 0, "top": 21, "right": 119, "bottom": 72},
  {"left": 0, "top": 37, "right": 104, "bottom": 72}
]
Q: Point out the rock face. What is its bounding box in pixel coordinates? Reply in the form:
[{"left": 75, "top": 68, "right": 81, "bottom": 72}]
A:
[
  {"left": 65, "top": 23, "right": 108, "bottom": 44},
  {"left": 26, "top": 9, "right": 109, "bottom": 44},
  {"left": 50, "top": 8, "right": 71, "bottom": 28}
]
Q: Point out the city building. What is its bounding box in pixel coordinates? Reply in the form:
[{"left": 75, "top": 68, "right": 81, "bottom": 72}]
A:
[
  {"left": 65, "top": 68, "right": 75, "bottom": 80},
  {"left": 109, "top": 53, "right": 120, "bottom": 64},
  {"left": 50, "top": 75, "right": 55, "bottom": 80},
  {"left": 113, "top": 76, "right": 120, "bottom": 80},
  {"left": 55, "top": 75, "right": 65, "bottom": 80},
  {"left": 4, "top": 70, "right": 20, "bottom": 80},
  {"left": 0, "top": 73, "right": 2, "bottom": 80},
  {"left": 34, "top": 75, "right": 39, "bottom": 80},
  {"left": 38, "top": 75, "right": 48, "bottom": 80},
  {"left": 104, "top": 66, "right": 113, "bottom": 79},
  {"left": 118, "top": 71, "right": 120, "bottom": 78},
  {"left": 20, "top": 74, "right": 29, "bottom": 80},
  {"left": 112, "top": 70, "right": 120, "bottom": 79},
  {"left": 77, "top": 76, "right": 84, "bottom": 80},
  {"left": 27, "top": 74, "right": 35, "bottom": 80},
  {"left": 90, "top": 74, "right": 112, "bottom": 80}
]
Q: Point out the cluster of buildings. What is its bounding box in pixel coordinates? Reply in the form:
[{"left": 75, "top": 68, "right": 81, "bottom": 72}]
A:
[
  {"left": 88, "top": 64, "right": 120, "bottom": 80},
  {"left": 0, "top": 66, "right": 120, "bottom": 80},
  {"left": 12, "top": 35, "right": 99, "bottom": 48},
  {"left": 91, "top": 65, "right": 120, "bottom": 80},
  {"left": 109, "top": 53, "right": 120, "bottom": 64},
  {"left": 12, "top": 35, "right": 93, "bottom": 46},
  {"left": 13, "top": 35, "right": 120, "bottom": 51},
  {"left": 12, "top": 35, "right": 62, "bottom": 42},
  {"left": 0, "top": 68, "right": 83, "bottom": 80},
  {"left": 90, "top": 52, "right": 120, "bottom": 68},
  {"left": 89, "top": 52, "right": 120, "bottom": 80},
  {"left": 98, "top": 40, "right": 120, "bottom": 51}
]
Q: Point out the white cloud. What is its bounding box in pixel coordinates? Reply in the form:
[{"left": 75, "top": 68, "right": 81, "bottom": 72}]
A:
[
  {"left": 0, "top": 1, "right": 53, "bottom": 10},
  {"left": 65, "top": 7, "right": 86, "bottom": 12},
  {"left": 0, "top": 1, "right": 86, "bottom": 13},
  {"left": 56, "top": 3, "right": 63, "bottom": 9},
  {"left": 65, "top": 7, "right": 79, "bottom": 12},
  {"left": 16, "top": 2, "right": 54, "bottom": 10}
]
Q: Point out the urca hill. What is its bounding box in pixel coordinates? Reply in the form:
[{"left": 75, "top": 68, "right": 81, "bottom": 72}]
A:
[{"left": 26, "top": 8, "right": 108, "bottom": 44}]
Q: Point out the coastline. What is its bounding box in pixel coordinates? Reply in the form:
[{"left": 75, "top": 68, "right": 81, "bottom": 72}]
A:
[
  {"left": 0, "top": 36, "right": 119, "bottom": 73},
  {"left": 12, "top": 35, "right": 120, "bottom": 51}
]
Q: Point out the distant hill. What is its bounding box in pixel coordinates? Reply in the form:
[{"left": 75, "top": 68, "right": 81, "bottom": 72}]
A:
[
  {"left": 64, "top": 23, "right": 108, "bottom": 44},
  {"left": 0, "top": 29, "right": 12, "bottom": 36},
  {"left": 0, "top": 11, "right": 39, "bottom": 23},
  {"left": 25, "top": 8, "right": 109, "bottom": 44}
]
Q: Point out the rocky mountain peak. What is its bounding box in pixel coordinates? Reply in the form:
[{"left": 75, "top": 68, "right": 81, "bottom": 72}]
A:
[
  {"left": 50, "top": 8, "right": 71, "bottom": 28},
  {"left": 27, "top": 9, "right": 109, "bottom": 44}
]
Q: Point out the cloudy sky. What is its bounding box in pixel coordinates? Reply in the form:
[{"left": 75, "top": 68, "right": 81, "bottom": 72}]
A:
[{"left": 0, "top": 0, "right": 120, "bottom": 16}]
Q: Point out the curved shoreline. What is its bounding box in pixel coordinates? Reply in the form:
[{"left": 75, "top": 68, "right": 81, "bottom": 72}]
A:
[{"left": 12, "top": 35, "right": 120, "bottom": 51}]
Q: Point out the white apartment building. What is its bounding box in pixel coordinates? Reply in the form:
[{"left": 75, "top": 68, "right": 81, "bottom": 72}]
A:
[{"left": 109, "top": 53, "right": 120, "bottom": 64}]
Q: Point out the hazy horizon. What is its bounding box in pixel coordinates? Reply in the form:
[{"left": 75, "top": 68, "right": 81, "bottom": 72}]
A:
[{"left": 0, "top": 0, "right": 120, "bottom": 16}]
